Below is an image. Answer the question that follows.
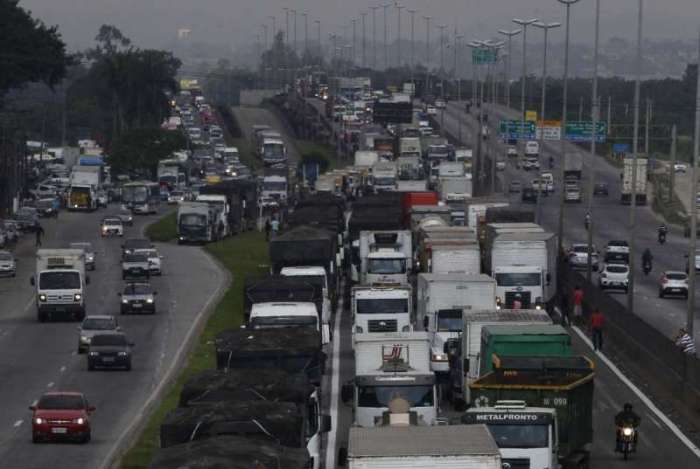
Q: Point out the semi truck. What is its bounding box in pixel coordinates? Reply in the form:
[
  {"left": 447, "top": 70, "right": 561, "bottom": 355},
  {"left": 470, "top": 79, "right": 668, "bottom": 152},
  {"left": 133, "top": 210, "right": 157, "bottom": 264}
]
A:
[
  {"left": 463, "top": 355, "right": 595, "bottom": 469},
  {"left": 31, "top": 249, "right": 88, "bottom": 321},
  {"left": 177, "top": 202, "right": 214, "bottom": 244},
  {"left": 261, "top": 174, "right": 288, "bottom": 203},
  {"left": 195, "top": 194, "right": 230, "bottom": 238},
  {"left": 564, "top": 151, "right": 584, "bottom": 180},
  {"left": 342, "top": 332, "right": 437, "bottom": 427},
  {"left": 352, "top": 285, "right": 412, "bottom": 334},
  {"left": 359, "top": 230, "right": 412, "bottom": 286},
  {"left": 371, "top": 162, "right": 398, "bottom": 192},
  {"left": 621, "top": 157, "right": 648, "bottom": 205}
]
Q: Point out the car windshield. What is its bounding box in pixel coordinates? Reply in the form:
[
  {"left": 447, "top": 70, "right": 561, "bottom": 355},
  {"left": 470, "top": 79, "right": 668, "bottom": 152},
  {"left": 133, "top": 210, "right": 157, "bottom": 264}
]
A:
[
  {"left": 39, "top": 271, "right": 80, "bottom": 289},
  {"left": 0, "top": 252, "right": 13, "bottom": 261},
  {"left": 495, "top": 273, "right": 541, "bottom": 287},
  {"left": 91, "top": 334, "right": 127, "bottom": 346},
  {"left": 125, "top": 239, "right": 150, "bottom": 249},
  {"left": 485, "top": 423, "right": 549, "bottom": 449},
  {"left": 356, "top": 298, "right": 409, "bottom": 314},
  {"left": 572, "top": 246, "right": 594, "bottom": 253},
  {"left": 124, "top": 284, "right": 152, "bottom": 295},
  {"left": 263, "top": 181, "right": 287, "bottom": 191},
  {"left": 124, "top": 254, "right": 148, "bottom": 263},
  {"left": 436, "top": 310, "right": 463, "bottom": 332},
  {"left": 666, "top": 273, "right": 687, "bottom": 280},
  {"left": 135, "top": 249, "right": 157, "bottom": 258},
  {"left": 82, "top": 318, "right": 116, "bottom": 330},
  {"left": 37, "top": 395, "right": 84, "bottom": 410},
  {"left": 103, "top": 219, "right": 122, "bottom": 226},
  {"left": 358, "top": 385, "right": 434, "bottom": 408},
  {"left": 607, "top": 265, "right": 628, "bottom": 274},
  {"left": 367, "top": 258, "right": 406, "bottom": 274}
]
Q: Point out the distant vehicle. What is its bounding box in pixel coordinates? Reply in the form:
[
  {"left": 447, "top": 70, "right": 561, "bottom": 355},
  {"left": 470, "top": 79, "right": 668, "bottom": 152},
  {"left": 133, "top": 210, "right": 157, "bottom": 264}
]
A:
[
  {"left": 121, "top": 238, "right": 152, "bottom": 258},
  {"left": 524, "top": 140, "right": 540, "bottom": 156},
  {"left": 70, "top": 242, "right": 96, "bottom": 270},
  {"left": 605, "top": 240, "right": 630, "bottom": 255},
  {"left": 426, "top": 105, "right": 437, "bottom": 115},
  {"left": 121, "top": 253, "right": 151, "bottom": 280},
  {"left": 0, "top": 250, "right": 16, "bottom": 277},
  {"left": 87, "top": 333, "right": 134, "bottom": 371},
  {"left": 30, "top": 392, "right": 95, "bottom": 443},
  {"left": 434, "top": 99, "right": 446, "bottom": 109},
  {"left": 564, "top": 183, "right": 582, "bottom": 203},
  {"left": 114, "top": 209, "right": 133, "bottom": 226},
  {"left": 167, "top": 190, "right": 185, "bottom": 204},
  {"left": 593, "top": 182, "right": 609, "bottom": 196},
  {"left": 35, "top": 198, "right": 59, "bottom": 218},
  {"left": 31, "top": 184, "right": 59, "bottom": 200},
  {"left": 119, "top": 282, "right": 157, "bottom": 315},
  {"left": 496, "top": 160, "right": 506, "bottom": 171},
  {"left": 659, "top": 271, "right": 689, "bottom": 298},
  {"left": 506, "top": 146, "right": 518, "bottom": 158},
  {"left": 521, "top": 187, "right": 537, "bottom": 203},
  {"left": 674, "top": 163, "right": 688, "bottom": 173},
  {"left": 95, "top": 190, "right": 108, "bottom": 208},
  {"left": 567, "top": 244, "right": 599, "bottom": 271},
  {"left": 77, "top": 315, "right": 120, "bottom": 353},
  {"left": 599, "top": 263, "right": 629, "bottom": 292},
  {"left": 100, "top": 217, "right": 124, "bottom": 237},
  {"left": 134, "top": 248, "right": 162, "bottom": 275},
  {"left": 508, "top": 181, "right": 522, "bottom": 193}
]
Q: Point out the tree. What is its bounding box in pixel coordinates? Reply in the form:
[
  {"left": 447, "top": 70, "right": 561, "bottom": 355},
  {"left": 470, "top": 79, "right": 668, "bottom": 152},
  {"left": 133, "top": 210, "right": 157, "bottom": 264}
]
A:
[
  {"left": 0, "top": 0, "right": 71, "bottom": 100},
  {"left": 108, "top": 128, "right": 186, "bottom": 178}
]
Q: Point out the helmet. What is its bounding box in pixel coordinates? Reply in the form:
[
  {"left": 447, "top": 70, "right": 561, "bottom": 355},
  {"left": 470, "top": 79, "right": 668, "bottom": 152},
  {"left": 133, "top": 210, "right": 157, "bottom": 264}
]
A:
[{"left": 623, "top": 403, "right": 633, "bottom": 412}]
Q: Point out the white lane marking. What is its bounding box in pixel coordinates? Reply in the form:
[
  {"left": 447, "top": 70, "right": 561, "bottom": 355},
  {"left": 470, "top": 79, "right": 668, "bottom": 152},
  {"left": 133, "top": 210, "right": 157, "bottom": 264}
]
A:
[
  {"left": 23, "top": 296, "right": 34, "bottom": 313},
  {"left": 570, "top": 325, "right": 700, "bottom": 458},
  {"left": 646, "top": 413, "right": 663, "bottom": 429},
  {"left": 13, "top": 420, "right": 22, "bottom": 428},
  {"left": 60, "top": 366, "right": 66, "bottom": 373},
  {"left": 47, "top": 382, "right": 54, "bottom": 388},
  {"left": 325, "top": 281, "right": 344, "bottom": 469}
]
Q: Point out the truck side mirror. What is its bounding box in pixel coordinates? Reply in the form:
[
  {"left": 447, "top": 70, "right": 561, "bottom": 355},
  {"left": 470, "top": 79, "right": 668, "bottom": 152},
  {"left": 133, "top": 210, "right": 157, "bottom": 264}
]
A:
[
  {"left": 423, "top": 315, "right": 429, "bottom": 330},
  {"left": 320, "top": 414, "right": 332, "bottom": 433},
  {"left": 341, "top": 383, "right": 354, "bottom": 404},
  {"left": 338, "top": 448, "right": 348, "bottom": 467},
  {"left": 30, "top": 276, "right": 35, "bottom": 286},
  {"left": 463, "top": 358, "right": 470, "bottom": 374}
]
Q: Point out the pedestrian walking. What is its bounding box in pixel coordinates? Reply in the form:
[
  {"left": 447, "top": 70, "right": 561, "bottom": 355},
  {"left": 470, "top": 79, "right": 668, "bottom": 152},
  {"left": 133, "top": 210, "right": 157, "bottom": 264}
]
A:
[
  {"left": 675, "top": 328, "right": 697, "bottom": 356},
  {"left": 35, "top": 223, "right": 45, "bottom": 248},
  {"left": 573, "top": 285, "right": 584, "bottom": 321},
  {"left": 559, "top": 290, "right": 570, "bottom": 326},
  {"left": 590, "top": 308, "right": 605, "bottom": 351},
  {"left": 270, "top": 217, "right": 280, "bottom": 238},
  {"left": 264, "top": 218, "right": 271, "bottom": 241}
]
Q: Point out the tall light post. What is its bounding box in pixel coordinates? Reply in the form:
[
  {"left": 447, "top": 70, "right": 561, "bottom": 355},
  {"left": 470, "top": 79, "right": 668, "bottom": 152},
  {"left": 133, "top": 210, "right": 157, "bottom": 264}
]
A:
[
  {"left": 269, "top": 16, "right": 276, "bottom": 38},
  {"left": 407, "top": 9, "right": 417, "bottom": 70},
  {"left": 513, "top": 18, "right": 539, "bottom": 154},
  {"left": 532, "top": 21, "right": 561, "bottom": 224},
  {"left": 383, "top": 3, "right": 390, "bottom": 69},
  {"left": 284, "top": 8, "right": 289, "bottom": 44},
  {"left": 688, "top": 26, "right": 700, "bottom": 338},
  {"left": 482, "top": 40, "right": 505, "bottom": 193},
  {"left": 498, "top": 29, "right": 521, "bottom": 109},
  {"left": 585, "top": 0, "right": 600, "bottom": 283},
  {"left": 556, "top": 0, "right": 581, "bottom": 260},
  {"left": 315, "top": 20, "right": 321, "bottom": 64},
  {"left": 370, "top": 6, "right": 380, "bottom": 69},
  {"left": 424, "top": 16, "right": 431, "bottom": 98},
  {"left": 302, "top": 12, "right": 308, "bottom": 59},
  {"left": 352, "top": 18, "right": 357, "bottom": 65},
  {"left": 396, "top": 3, "right": 404, "bottom": 67},
  {"left": 291, "top": 9, "right": 297, "bottom": 53},
  {"left": 468, "top": 41, "right": 485, "bottom": 193},
  {"left": 437, "top": 24, "right": 447, "bottom": 103},
  {"left": 361, "top": 12, "right": 368, "bottom": 67}
]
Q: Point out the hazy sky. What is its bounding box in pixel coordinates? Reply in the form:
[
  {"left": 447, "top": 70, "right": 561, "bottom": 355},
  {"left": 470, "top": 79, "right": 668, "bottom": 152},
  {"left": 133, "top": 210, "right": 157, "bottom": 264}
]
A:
[{"left": 19, "top": 0, "right": 700, "bottom": 52}]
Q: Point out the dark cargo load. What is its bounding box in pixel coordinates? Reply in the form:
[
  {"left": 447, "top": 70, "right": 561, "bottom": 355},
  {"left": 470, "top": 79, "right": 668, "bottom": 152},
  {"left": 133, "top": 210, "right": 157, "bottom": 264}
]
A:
[
  {"left": 269, "top": 225, "right": 337, "bottom": 272},
  {"left": 149, "top": 435, "right": 309, "bottom": 469},
  {"left": 215, "top": 327, "right": 324, "bottom": 384},
  {"left": 348, "top": 208, "right": 404, "bottom": 239},
  {"left": 179, "top": 369, "right": 313, "bottom": 407},
  {"left": 288, "top": 205, "right": 344, "bottom": 233},
  {"left": 244, "top": 275, "right": 323, "bottom": 321},
  {"left": 160, "top": 401, "right": 302, "bottom": 448},
  {"left": 484, "top": 207, "right": 535, "bottom": 224},
  {"left": 353, "top": 192, "right": 402, "bottom": 208},
  {"left": 296, "top": 192, "right": 346, "bottom": 212}
]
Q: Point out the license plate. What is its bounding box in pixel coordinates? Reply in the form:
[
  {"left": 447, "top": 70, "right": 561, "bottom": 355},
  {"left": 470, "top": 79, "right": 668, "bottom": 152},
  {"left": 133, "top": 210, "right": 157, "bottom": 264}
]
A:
[
  {"left": 672, "top": 288, "right": 681, "bottom": 292},
  {"left": 51, "top": 427, "right": 67, "bottom": 434},
  {"left": 132, "top": 303, "right": 142, "bottom": 308},
  {"left": 102, "top": 357, "right": 115, "bottom": 363}
]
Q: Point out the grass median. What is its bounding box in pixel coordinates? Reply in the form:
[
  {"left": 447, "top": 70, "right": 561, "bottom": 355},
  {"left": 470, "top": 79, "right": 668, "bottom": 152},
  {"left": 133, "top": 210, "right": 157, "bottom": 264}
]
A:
[
  {"left": 144, "top": 210, "right": 177, "bottom": 242},
  {"left": 119, "top": 230, "right": 269, "bottom": 469}
]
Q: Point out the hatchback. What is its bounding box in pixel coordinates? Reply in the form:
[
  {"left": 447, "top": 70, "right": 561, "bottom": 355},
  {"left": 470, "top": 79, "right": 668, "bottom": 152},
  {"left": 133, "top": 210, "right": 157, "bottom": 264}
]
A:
[
  {"left": 659, "top": 271, "right": 689, "bottom": 298},
  {"left": 30, "top": 392, "right": 94, "bottom": 443},
  {"left": 599, "top": 263, "right": 629, "bottom": 292}
]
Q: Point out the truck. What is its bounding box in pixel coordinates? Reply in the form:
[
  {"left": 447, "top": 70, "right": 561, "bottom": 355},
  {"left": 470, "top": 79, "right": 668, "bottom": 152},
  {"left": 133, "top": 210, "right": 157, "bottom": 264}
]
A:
[
  {"left": 248, "top": 302, "right": 330, "bottom": 345},
  {"left": 396, "top": 155, "right": 423, "bottom": 180},
  {"left": 198, "top": 180, "right": 258, "bottom": 234},
  {"left": 177, "top": 202, "right": 214, "bottom": 243},
  {"left": 371, "top": 162, "right": 397, "bottom": 192},
  {"left": 31, "top": 249, "right": 88, "bottom": 321},
  {"left": 359, "top": 230, "right": 412, "bottom": 286},
  {"left": 463, "top": 355, "right": 595, "bottom": 469},
  {"left": 465, "top": 200, "right": 509, "bottom": 229},
  {"left": 485, "top": 231, "right": 557, "bottom": 310},
  {"left": 621, "top": 157, "right": 648, "bottom": 205},
  {"left": 437, "top": 176, "right": 472, "bottom": 202},
  {"left": 342, "top": 332, "right": 437, "bottom": 427},
  {"left": 564, "top": 151, "right": 584, "bottom": 180},
  {"left": 70, "top": 165, "right": 101, "bottom": 187},
  {"left": 416, "top": 274, "right": 496, "bottom": 376},
  {"left": 398, "top": 137, "right": 421, "bottom": 159},
  {"left": 194, "top": 194, "right": 229, "bottom": 238},
  {"left": 261, "top": 174, "right": 288, "bottom": 203},
  {"left": 352, "top": 285, "right": 412, "bottom": 335},
  {"left": 438, "top": 162, "right": 465, "bottom": 178},
  {"left": 429, "top": 243, "right": 481, "bottom": 275},
  {"left": 67, "top": 184, "right": 97, "bottom": 211},
  {"left": 354, "top": 150, "right": 379, "bottom": 168},
  {"left": 344, "top": 424, "right": 502, "bottom": 469},
  {"left": 260, "top": 137, "right": 287, "bottom": 166},
  {"left": 448, "top": 309, "right": 553, "bottom": 406}
]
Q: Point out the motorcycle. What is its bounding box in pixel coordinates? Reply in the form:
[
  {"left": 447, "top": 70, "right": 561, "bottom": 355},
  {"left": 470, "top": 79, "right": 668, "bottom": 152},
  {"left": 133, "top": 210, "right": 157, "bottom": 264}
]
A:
[
  {"left": 618, "top": 425, "right": 637, "bottom": 460},
  {"left": 658, "top": 231, "right": 666, "bottom": 244},
  {"left": 643, "top": 261, "right": 652, "bottom": 275},
  {"left": 585, "top": 215, "right": 591, "bottom": 231}
]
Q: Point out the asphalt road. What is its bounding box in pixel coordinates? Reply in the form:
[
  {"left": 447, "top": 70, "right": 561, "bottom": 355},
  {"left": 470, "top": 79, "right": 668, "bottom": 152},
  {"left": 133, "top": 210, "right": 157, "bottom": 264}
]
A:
[
  {"left": 440, "top": 100, "right": 700, "bottom": 344},
  {"left": 300, "top": 96, "right": 700, "bottom": 468},
  {"left": 232, "top": 105, "right": 302, "bottom": 166},
  {"left": 0, "top": 205, "right": 225, "bottom": 469}
]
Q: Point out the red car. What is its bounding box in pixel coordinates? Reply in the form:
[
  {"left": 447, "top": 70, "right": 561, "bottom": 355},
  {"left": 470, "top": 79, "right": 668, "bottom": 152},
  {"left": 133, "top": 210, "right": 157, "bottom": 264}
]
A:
[{"left": 29, "top": 392, "right": 95, "bottom": 443}]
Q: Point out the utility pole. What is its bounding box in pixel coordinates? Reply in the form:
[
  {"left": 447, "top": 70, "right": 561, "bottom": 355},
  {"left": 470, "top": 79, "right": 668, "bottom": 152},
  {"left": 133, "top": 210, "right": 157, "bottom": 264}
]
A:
[
  {"left": 352, "top": 18, "right": 357, "bottom": 65},
  {"left": 371, "top": 6, "right": 379, "bottom": 69},
  {"left": 383, "top": 3, "right": 390, "bottom": 69},
  {"left": 670, "top": 124, "right": 677, "bottom": 199},
  {"left": 396, "top": 3, "right": 404, "bottom": 67},
  {"left": 437, "top": 24, "right": 447, "bottom": 100},
  {"left": 498, "top": 29, "right": 521, "bottom": 110},
  {"left": 627, "top": 0, "right": 643, "bottom": 315},
  {"left": 408, "top": 9, "right": 416, "bottom": 71},
  {"left": 688, "top": 27, "right": 700, "bottom": 339},
  {"left": 303, "top": 13, "right": 308, "bottom": 59},
  {"left": 361, "top": 12, "right": 367, "bottom": 67},
  {"left": 292, "top": 9, "right": 297, "bottom": 53},
  {"left": 513, "top": 18, "right": 538, "bottom": 162},
  {"left": 585, "top": 0, "right": 601, "bottom": 284},
  {"left": 607, "top": 96, "right": 612, "bottom": 137},
  {"left": 315, "top": 20, "right": 321, "bottom": 64},
  {"left": 424, "top": 16, "right": 431, "bottom": 98},
  {"left": 284, "top": 8, "right": 289, "bottom": 44},
  {"left": 645, "top": 98, "right": 652, "bottom": 156}
]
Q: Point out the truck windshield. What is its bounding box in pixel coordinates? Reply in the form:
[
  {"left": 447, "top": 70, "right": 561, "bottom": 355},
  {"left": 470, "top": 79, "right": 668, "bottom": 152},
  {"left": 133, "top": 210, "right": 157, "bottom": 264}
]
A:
[
  {"left": 356, "top": 298, "right": 408, "bottom": 314},
  {"left": 486, "top": 423, "right": 549, "bottom": 449},
  {"left": 495, "top": 273, "right": 541, "bottom": 287},
  {"left": 263, "top": 144, "right": 285, "bottom": 158},
  {"left": 122, "top": 186, "right": 148, "bottom": 203},
  {"left": 358, "top": 385, "right": 434, "bottom": 408},
  {"left": 436, "top": 310, "right": 464, "bottom": 332},
  {"left": 373, "top": 177, "right": 395, "bottom": 186},
  {"left": 367, "top": 258, "right": 406, "bottom": 274},
  {"left": 39, "top": 271, "right": 80, "bottom": 289},
  {"left": 250, "top": 316, "right": 318, "bottom": 329},
  {"left": 263, "top": 181, "right": 287, "bottom": 191},
  {"left": 180, "top": 214, "right": 207, "bottom": 226}
]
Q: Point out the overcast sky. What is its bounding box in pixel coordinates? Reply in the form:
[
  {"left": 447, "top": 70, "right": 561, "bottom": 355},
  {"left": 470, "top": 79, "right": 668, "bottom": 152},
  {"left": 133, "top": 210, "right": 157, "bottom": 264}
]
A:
[{"left": 20, "top": 0, "right": 700, "bottom": 51}]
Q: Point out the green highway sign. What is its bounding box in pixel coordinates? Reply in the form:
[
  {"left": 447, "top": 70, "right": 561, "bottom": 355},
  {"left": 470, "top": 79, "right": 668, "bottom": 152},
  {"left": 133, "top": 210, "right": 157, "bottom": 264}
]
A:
[
  {"left": 472, "top": 48, "right": 498, "bottom": 65},
  {"left": 499, "top": 120, "right": 536, "bottom": 140},
  {"left": 565, "top": 121, "right": 607, "bottom": 143}
]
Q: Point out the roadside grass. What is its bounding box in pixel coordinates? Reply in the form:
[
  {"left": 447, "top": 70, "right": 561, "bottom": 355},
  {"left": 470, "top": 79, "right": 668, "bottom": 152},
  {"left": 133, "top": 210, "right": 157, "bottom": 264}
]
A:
[
  {"left": 144, "top": 210, "right": 177, "bottom": 242},
  {"left": 231, "top": 137, "right": 260, "bottom": 170},
  {"left": 296, "top": 139, "right": 338, "bottom": 171},
  {"left": 118, "top": 231, "right": 269, "bottom": 469},
  {"left": 650, "top": 172, "right": 688, "bottom": 227}
]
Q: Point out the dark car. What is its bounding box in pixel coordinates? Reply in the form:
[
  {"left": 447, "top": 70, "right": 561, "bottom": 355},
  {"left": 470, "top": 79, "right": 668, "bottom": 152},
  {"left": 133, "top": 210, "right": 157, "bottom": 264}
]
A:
[
  {"left": 521, "top": 187, "right": 538, "bottom": 203},
  {"left": 36, "top": 198, "right": 59, "bottom": 218},
  {"left": 30, "top": 392, "right": 94, "bottom": 443},
  {"left": 593, "top": 182, "right": 609, "bottom": 196},
  {"left": 15, "top": 207, "right": 40, "bottom": 232},
  {"left": 119, "top": 282, "right": 157, "bottom": 314},
  {"left": 121, "top": 238, "right": 152, "bottom": 258},
  {"left": 87, "top": 333, "right": 134, "bottom": 371}
]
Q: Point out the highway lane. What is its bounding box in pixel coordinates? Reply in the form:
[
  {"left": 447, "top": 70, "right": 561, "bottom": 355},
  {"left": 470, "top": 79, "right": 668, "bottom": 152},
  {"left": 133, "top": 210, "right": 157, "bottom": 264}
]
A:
[
  {"left": 232, "top": 105, "right": 302, "bottom": 165},
  {"left": 0, "top": 205, "right": 226, "bottom": 469},
  {"left": 440, "top": 100, "right": 700, "bottom": 343}
]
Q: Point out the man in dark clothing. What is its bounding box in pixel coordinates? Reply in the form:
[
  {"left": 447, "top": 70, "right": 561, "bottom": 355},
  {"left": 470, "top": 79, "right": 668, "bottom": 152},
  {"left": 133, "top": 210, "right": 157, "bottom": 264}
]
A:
[
  {"left": 559, "top": 291, "right": 570, "bottom": 326},
  {"left": 35, "top": 224, "right": 45, "bottom": 247},
  {"left": 615, "top": 403, "right": 641, "bottom": 451},
  {"left": 264, "top": 218, "right": 271, "bottom": 241}
]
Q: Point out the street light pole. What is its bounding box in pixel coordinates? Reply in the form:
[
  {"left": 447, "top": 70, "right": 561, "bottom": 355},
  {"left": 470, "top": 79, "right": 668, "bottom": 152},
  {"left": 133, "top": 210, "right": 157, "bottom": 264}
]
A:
[
  {"left": 361, "top": 12, "right": 367, "bottom": 67},
  {"left": 498, "top": 29, "right": 521, "bottom": 110},
  {"left": 303, "top": 13, "right": 308, "bottom": 59},
  {"left": 383, "top": 3, "right": 390, "bottom": 69},
  {"left": 371, "top": 6, "right": 379, "bottom": 69},
  {"left": 292, "top": 9, "right": 297, "bottom": 54},
  {"left": 532, "top": 21, "right": 561, "bottom": 224},
  {"left": 284, "top": 8, "right": 289, "bottom": 44},
  {"left": 396, "top": 3, "right": 404, "bottom": 67},
  {"left": 437, "top": 25, "right": 447, "bottom": 100},
  {"left": 688, "top": 27, "right": 700, "bottom": 339},
  {"left": 407, "top": 9, "right": 416, "bottom": 70},
  {"left": 424, "top": 16, "right": 431, "bottom": 98},
  {"left": 315, "top": 20, "right": 321, "bottom": 64},
  {"left": 352, "top": 18, "right": 357, "bottom": 65},
  {"left": 556, "top": 0, "right": 581, "bottom": 260},
  {"left": 513, "top": 18, "right": 539, "bottom": 152}
]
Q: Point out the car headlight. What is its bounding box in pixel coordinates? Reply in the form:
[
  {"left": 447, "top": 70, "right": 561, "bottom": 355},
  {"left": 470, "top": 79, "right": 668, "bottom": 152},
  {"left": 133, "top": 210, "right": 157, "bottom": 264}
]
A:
[
  {"left": 122, "top": 299, "right": 129, "bottom": 304},
  {"left": 74, "top": 417, "right": 85, "bottom": 425},
  {"left": 80, "top": 336, "right": 91, "bottom": 343},
  {"left": 118, "top": 351, "right": 128, "bottom": 356},
  {"left": 39, "top": 294, "right": 47, "bottom": 302},
  {"left": 431, "top": 352, "right": 447, "bottom": 362},
  {"left": 74, "top": 294, "right": 82, "bottom": 301},
  {"left": 146, "top": 298, "right": 154, "bottom": 303},
  {"left": 622, "top": 427, "right": 634, "bottom": 436},
  {"left": 89, "top": 351, "right": 99, "bottom": 356},
  {"left": 34, "top": 417, "right": 44, "bottom": 425}
]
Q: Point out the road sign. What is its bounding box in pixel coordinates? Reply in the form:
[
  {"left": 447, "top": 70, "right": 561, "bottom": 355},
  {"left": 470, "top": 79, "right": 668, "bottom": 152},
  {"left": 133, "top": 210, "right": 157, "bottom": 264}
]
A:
[
  {"left": 612, "top": 143, "right": 631, "bottom": 153},
  {"left": 372, "top": 101, "right": 413, "bottom": 124},
  {"left": 472, "top": 48, "right": 498, "bottom": 65},
  {"left": 535, "top": 120, "right": 562, "bottom": 140},
  {"left": 525, "top": 110, "right": 538, "bottom": 122},
  {"left": 499, "top": 120, "right": 536, "bottom": 140},
  {"left": 565, "top": 121, "right": 607, "bottom": 143}
]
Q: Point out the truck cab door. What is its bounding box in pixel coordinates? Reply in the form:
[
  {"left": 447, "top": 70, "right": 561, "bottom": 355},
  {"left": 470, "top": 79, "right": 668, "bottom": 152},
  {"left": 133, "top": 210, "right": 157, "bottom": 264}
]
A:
[{"left": 321, "top": 323, "right": 331, "bottom": 345}]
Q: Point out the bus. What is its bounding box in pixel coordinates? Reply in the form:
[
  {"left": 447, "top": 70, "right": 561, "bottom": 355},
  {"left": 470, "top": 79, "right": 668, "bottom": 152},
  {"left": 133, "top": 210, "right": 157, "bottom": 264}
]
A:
[{"left": 121, "top": 181, "right": 160, "bottom": 214}]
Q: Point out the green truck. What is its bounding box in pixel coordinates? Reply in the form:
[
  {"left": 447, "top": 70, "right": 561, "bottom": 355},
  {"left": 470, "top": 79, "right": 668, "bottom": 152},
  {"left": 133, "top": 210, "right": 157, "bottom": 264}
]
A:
[
  {"left": 463, "top": 354, "right": 594, "bottom": 469},
  {"left": 479, "top": 324, "right": 572, "bottom": 376}
]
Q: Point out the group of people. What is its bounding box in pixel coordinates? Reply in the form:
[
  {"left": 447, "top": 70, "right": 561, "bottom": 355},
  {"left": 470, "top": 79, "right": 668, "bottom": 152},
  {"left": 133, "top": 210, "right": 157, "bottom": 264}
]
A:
[{"left": 264, "top": 216, "right": 280, "bottom": 241}]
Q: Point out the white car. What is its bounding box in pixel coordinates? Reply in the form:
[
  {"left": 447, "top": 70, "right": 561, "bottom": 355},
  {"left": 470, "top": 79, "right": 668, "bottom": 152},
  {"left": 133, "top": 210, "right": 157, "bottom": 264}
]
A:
[
  {"left": 496, "top": 161, "right": 506, "bottom": 171},
  {"left": 134, "top": 248, "right": 162, "bottom": 275},
  {"left": 101, "top": 217, "right": 124, "bottom": 237},
  {"left": 0, "top": 250, "right": 16, "bottom": 277},
  {"left": 599, "top": 263, "right": 629, "bottom": 292},
  {"left": 77, "top": 315, "right": 120, "bottom": 353},
  {"left": 674, "top": 163, "right": 688, "bottom": 173},
  {"left": 564, "top": 184, "right": 582, "bottom": 203},
  {"left": 506, "top": 146, "right": 518, "bottom": 158},
  {"left": 426, "top": 105, "right": 437, "bottom": 115},
  {"left": 568, "top": 244, "right": 599, "bottom": 271},
  {"left": 434, "top": 99, "right": 446, "bottom": 109},
  {"left": 259, "top": 197, "right": 279, "bottom": 209},
  {"left": 659, "top": 271, "right": 689, "bottom": 298}
]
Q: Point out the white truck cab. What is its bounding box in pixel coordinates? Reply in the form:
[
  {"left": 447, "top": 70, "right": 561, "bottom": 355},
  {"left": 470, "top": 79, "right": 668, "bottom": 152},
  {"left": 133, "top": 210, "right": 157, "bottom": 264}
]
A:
[
  {"left": 494, "top": 265, "right": 545, "bottom": 310},
  {"left": 352, "top": 286, "right": 412, "bottom": 335},
  {"left": 280, "top": 265, "right": 332, "bottom": 321},
  {"left": 261, "top": 175, "right": 288, "bottom": 202},
  {"left": 31, "top": 249, "right": 89, "bottom": 322},
  {"left": 248, "top": 301, "right": 330, "bottom": 345}
]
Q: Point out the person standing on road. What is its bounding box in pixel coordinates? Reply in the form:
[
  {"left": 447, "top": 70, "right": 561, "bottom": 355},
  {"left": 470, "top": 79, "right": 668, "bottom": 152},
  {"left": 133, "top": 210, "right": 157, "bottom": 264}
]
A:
[
  {"left": 573, "top": 285, "right": 584, "bottom": 322},
  {"left": 270, "top": 217, "right": 280, "bottom": 238},
  {"left": 264, "top": 218, "right": 271, "bottom": 241},
  {"left": 590, "top": 308, "right": 605, "bottom": 351},
  {"left": 559, "top": 290, "right": 570, "bottom": 326},
  {"left": 35, "top": 224, "right": 45, "bottom": 248}
]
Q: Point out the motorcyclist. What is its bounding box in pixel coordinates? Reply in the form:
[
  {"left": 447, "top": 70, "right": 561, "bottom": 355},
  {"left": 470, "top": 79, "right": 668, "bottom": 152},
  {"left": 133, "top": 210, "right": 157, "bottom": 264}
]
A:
[
  {"left": 549, "top": 156, "right": 554, "bottom": 168},
  {"left": 642, "top": 248, "right": 653, "bottom": 267},
  {"left": 615, "top": 403, "right": 641, "bottom": 451},
  {"left": 585, "top": 211, "right": 591, "bottom": 229}
]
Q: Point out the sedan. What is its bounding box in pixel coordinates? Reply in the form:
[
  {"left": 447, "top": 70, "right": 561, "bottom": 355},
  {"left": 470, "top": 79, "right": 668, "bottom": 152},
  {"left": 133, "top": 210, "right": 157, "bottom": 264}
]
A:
[
  {"left": 70, "top": 242, "right": 96, "bottom": 271},
  {"left": 659, "top": 271, "right": 689, "bottom": 298},
  {"left": 0, "top": 250, "right": 16, "bottom": 277},
  {"left": 593, "top": 182, "right": 609, "bottom": 196},
  {"left": 101, "top": 217, "right": 124, "bottom": 237},
  {"left": 134, "top": 248, "right": 162, "bottom": 275},
  {"left": 567, "top": 244, "right": 599, "bottom": 271},
  {"left": 77, "top": 315, "right": 120, "bottom": 353},
  {"left": 122, "top": 238, "right": 152, "bottom": 258},
  {"left": 87, "top": 333, "right": 134, "bottom": 371},
  {"left": 119, "top": 282, "right": 157, "bottom": 314},
  {"left": 599, "top": 263, "right": 629, "bottom": 292},
  {"left": 30, "top": 392, "right": 94, "bottom": 443},
  {"left": 121, "top": 253, "right": 151, "bottom": 280}
]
